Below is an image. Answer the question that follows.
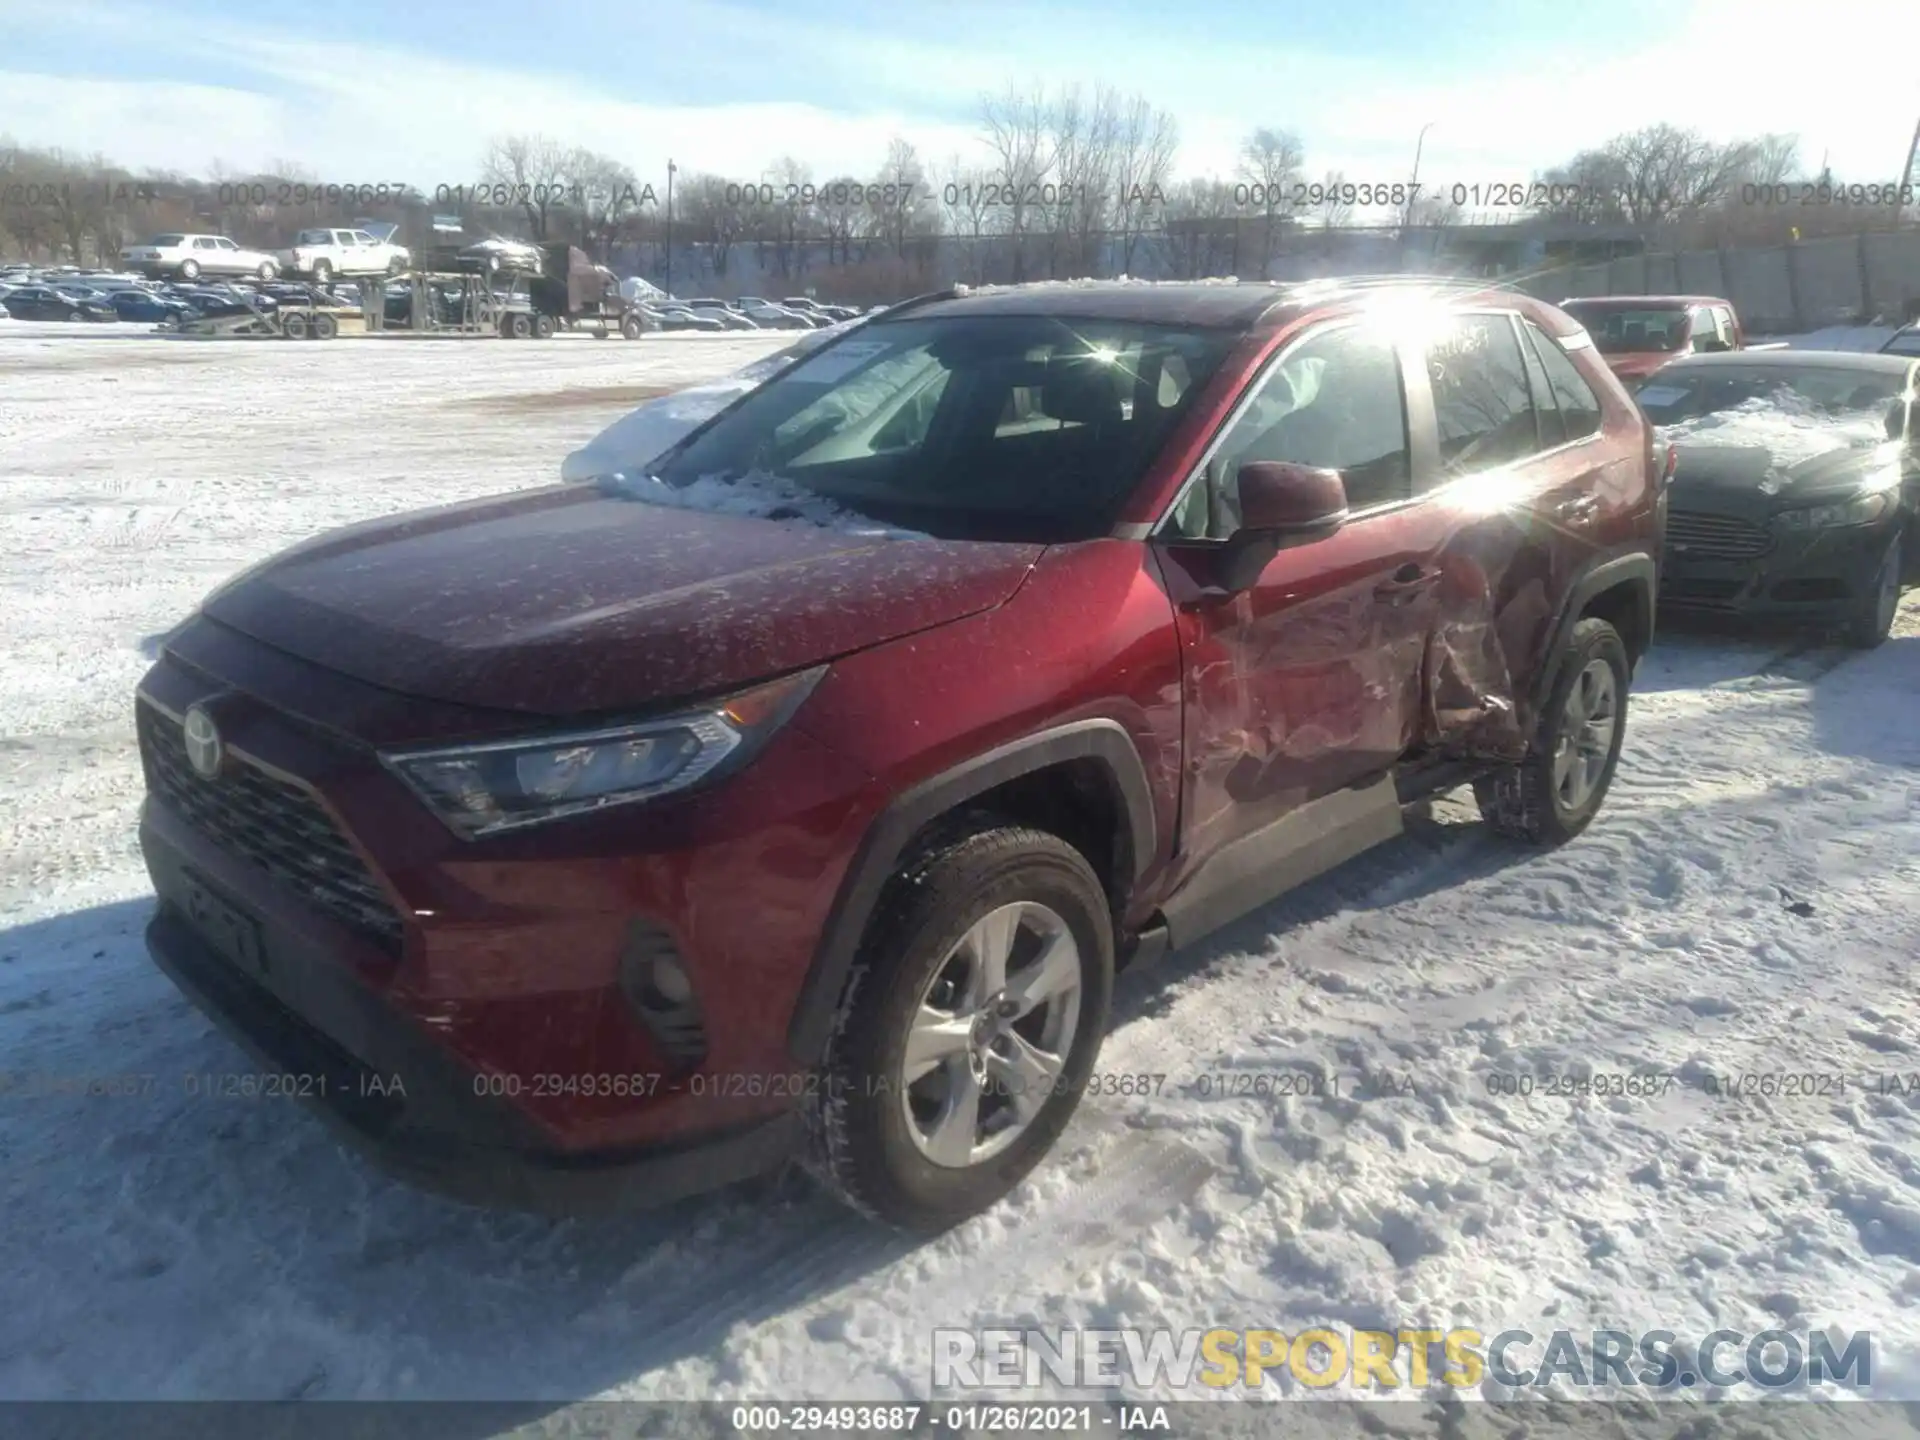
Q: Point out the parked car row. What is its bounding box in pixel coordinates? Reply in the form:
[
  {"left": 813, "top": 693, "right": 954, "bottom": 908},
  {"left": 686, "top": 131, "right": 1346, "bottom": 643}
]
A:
[
  {"left": 0, "top": 263, "right": 360, "bottom": 327},
  {"left": 637, "top": 295, "right": 864, "bottom": 333}
]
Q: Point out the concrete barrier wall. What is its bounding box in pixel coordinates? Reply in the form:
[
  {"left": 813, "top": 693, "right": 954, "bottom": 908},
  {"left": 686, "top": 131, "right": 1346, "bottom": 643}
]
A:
[{"left": 1526, "top": 230, "right": 1920, "bottom": 332}]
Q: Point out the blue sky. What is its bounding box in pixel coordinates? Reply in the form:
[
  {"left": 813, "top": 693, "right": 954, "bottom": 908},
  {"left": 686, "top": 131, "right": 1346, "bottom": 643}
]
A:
[{"left": 3, "top": 0, "right": 1916, "bottom": 197}]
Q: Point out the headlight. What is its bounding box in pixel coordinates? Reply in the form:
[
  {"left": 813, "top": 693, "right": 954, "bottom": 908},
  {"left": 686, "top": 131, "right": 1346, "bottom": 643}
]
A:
[
  {"left": 381, "top": 667, "right": 825, "bottom": 838},
  {"left": 1771, "top": 492, "right": 1895, "bottom": 532}
]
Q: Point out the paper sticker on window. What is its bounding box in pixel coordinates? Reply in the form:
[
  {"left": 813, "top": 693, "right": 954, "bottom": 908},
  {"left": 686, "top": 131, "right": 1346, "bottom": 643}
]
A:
[
  {"left": 787, "top": 340, "right": 894, "bottom": 385},
  {"left": 1635, "top": 385, "right": 1688, "bottom": 408}
]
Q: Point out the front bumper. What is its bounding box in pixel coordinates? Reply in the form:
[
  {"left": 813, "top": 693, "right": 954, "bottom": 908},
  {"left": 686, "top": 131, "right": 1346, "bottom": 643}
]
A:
[
  {"left": 1660, "top": 516, "right": 1899, "bottom": 620},
  {"left": 143, "top": 881, "right": 800, "bottom": 1214},
  {"left": 133, "top": 625, "right": 884, "bottom": 1211}
]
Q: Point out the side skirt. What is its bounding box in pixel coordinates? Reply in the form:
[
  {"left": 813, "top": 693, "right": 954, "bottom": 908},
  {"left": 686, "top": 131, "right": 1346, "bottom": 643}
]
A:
[{"left": 1152, "top": 774, "right": 1406, "bottom": 953}]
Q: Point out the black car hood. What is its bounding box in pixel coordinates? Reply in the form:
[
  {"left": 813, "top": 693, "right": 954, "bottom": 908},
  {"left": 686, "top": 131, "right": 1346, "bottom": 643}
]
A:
[{"left": 1667, "top": 441, "right": 1896, "bottom": 515}]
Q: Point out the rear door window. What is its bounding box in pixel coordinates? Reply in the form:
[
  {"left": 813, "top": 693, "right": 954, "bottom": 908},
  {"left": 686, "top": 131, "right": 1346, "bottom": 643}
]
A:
[
  {"left": 1425, "top": 313, "right": 1542, "bottom": 479},
  {"left": 1524, "top": 322, "right": 1604, "bottom": 443}
]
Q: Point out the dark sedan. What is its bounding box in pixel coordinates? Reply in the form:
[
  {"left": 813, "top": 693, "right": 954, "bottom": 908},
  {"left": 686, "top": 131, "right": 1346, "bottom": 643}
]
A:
[
  {"left": 107, "top": 289, "right": 194, "bottom": 324},
  {"left": 1637, "top": 351, "right": 1918, "bottom": 646},
  {"left": 2, "top": 285, "right": 118, "bottom": 322}
]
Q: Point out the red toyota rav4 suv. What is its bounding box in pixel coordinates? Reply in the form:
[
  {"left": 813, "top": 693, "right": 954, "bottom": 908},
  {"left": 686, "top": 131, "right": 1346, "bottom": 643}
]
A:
[{"left": 135, "top": 279, "right": 1661, "bottom": 1232}]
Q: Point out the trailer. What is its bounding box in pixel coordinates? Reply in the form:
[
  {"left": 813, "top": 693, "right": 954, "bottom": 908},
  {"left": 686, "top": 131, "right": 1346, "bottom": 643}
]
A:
[{"left": 168, "top": 296, "right": 350, "bottom": 339}]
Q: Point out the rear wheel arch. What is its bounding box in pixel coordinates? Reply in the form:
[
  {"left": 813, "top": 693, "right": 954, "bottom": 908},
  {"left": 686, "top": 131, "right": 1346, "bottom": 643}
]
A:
[
  {"left": 787, "top": 720, "right": 1157, "bottom": 1067},
  {"left": 1533, "top": 552, "right": 1656, "bottom": 713}
]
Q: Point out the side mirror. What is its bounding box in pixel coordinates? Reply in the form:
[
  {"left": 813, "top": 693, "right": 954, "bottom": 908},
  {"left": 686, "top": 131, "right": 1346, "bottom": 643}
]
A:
[
  {"left": 1236, "top": 460, "right": 1350, "bottom": 538},
  {"left": 1193, "top": 461, "right": 1350, "bottom": 596}
]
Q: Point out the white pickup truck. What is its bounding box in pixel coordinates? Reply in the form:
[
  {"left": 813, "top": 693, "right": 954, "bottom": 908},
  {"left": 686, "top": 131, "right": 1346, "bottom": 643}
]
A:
[{"left": 277, "top": 228, "right": 412, "bottom": 283}]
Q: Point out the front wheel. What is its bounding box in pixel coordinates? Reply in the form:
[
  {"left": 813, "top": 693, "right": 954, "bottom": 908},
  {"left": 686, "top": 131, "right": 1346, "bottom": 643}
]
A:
[
  {"left": 1474, "top": 617, "right": 1629, "bottom": 846},
  {"left": 1844, "top": 531, "right": 1902, "bottom": 649},
  {"left": 805, "top": 824, "right": 1114, "bottom": 1234}
]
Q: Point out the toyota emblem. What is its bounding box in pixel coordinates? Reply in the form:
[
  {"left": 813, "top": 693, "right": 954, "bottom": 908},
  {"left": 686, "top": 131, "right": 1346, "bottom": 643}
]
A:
[{"left": 182, "top": 705, "right": 224, "bottom": 780}]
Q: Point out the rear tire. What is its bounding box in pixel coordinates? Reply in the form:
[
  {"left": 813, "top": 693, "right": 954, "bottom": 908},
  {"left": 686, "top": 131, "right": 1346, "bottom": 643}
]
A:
[
  {"left": 504, "top": 312, "right": 531, "bottom": 339},
  {"left": 178, "top": 260, "right": 200, "bottom": 281},
  {"left": 310, "top": 311, "right": 338, "bottom": 340},
  {"left": 281, "top": 311, "right": 309, "bottom": 339},
  {"left": 256, "top": 262, "right": 276, "bottom": 281},
  {"left": 805, "top": 823, "right": 1114, "bottom": 1234},
  {"left": 533, "top": 314, "right": 555, "bottom": 339},
  {"left": 1844, "top": 531, "right": 1902, "bottom": 649},
  {"left": 1474, "top": 617, "right": 1629, "bottom": 846},
  {"left": 312, "top": 260, "right": 333, "bottom": 285}
]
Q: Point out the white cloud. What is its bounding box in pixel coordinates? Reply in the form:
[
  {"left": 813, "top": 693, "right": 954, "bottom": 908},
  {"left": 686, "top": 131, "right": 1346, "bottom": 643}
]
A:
[{"left": 2, "top": 0, "right": 1916, "bottom": 196}]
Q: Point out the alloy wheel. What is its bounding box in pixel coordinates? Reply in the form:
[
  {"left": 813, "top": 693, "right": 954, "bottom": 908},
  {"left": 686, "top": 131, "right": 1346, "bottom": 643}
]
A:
[
  {"left": 900, "top": 901, "right": 1083, "bottom": 1168},
  {"left": 1551, "top": 657, "right": 1619, "bottom": 814}
]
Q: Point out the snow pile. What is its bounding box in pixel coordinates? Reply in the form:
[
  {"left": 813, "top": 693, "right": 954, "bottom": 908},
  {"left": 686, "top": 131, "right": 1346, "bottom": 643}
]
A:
[
  {"left": 600, "top": 469, "right": 927, "bottom": 540},
  {"left": 1654, "top": 393, "right": 1893, "bottom": 470}
]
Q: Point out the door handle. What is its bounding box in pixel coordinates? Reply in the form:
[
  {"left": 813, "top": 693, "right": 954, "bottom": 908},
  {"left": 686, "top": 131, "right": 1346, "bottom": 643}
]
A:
[{"left": 1374, "top": 564, "right": 1442, "bottom": 603}]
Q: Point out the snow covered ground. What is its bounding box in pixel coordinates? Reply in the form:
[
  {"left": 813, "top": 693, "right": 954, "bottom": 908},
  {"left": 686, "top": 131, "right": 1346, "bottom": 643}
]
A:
[{"left": 3, "top": 325, "right": 1920, "bottom": 1418}]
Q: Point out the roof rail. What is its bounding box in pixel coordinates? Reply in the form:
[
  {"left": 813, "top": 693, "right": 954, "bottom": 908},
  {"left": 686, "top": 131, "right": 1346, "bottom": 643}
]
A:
[
  {"left": 872, "top": 287, "right": 964, "bottom": 318},
  {"left": 1279, "top": 272, "right": 1533, "bottom": 295}
]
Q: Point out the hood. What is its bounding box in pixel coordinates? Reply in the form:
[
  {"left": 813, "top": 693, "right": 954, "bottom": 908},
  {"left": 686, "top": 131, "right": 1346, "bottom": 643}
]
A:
[
  {"left": 198, "top": 485, "right": 1039, "bottom": 716},
  {"left": 1668, "top": 441, "right": 1891, "bottom": 509}
]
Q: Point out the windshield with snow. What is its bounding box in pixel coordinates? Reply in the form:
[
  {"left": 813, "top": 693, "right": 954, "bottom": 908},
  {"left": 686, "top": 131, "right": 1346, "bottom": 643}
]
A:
[
  {"left": 1560, "top": 305, "right": 1690, "bottom": 354},
  {"left": 642, "top": 316, "right": 1238, "bottom": 542},
  {"left": 1635, "top": 364, "right": 1910, "bottom": 426}
]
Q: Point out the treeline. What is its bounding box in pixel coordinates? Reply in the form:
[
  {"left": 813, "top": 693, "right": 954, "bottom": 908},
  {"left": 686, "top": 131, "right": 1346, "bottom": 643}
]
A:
[
  {"left": 5, "top": 95, "right": 1913, "bottom": 297},
  {"left": 1529, "top": 124, "right": 1916, "bottom": 245}
]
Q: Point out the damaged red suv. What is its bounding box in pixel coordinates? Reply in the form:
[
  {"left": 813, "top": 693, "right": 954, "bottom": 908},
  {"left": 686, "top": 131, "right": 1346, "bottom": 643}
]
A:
[{"left": 136, "top": 279, "right": 1661, "bottom": 1232}]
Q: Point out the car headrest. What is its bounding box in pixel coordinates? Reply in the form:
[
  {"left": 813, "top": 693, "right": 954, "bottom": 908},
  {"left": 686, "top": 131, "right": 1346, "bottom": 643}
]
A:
[{"left": 1041, "top": 356, "right": 1124, "bottom": 426}]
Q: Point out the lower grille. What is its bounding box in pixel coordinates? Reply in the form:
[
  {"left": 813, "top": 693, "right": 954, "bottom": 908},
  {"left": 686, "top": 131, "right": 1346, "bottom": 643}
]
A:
[
  {"left": 137, "top": 701, "right": 404, "bottom": 953},
  {"left": 1665, "top": 510, "right": 1773, "bottom": 561}
]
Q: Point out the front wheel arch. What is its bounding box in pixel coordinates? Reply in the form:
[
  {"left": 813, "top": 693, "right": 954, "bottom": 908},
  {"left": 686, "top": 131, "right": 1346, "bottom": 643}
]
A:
[{"left": 786, "top": 721, "right": 1158, "bottom": 1067}]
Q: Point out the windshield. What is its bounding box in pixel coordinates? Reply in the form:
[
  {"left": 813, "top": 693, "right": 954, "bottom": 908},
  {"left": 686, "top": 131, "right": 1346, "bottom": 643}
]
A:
[
  {"left": 1635, "top": 365, "right": 1910, "bottom": 425},
  {"left": 1561, "top": 305, "right": 1691, "bottom": 355},
  {"left": 643, "top": 315, "right": 1239, "bottom": 542}
]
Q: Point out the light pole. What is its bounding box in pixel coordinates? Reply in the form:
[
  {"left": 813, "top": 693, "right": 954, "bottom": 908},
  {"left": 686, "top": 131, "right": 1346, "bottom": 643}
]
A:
[
  {"left": 1405, "top": 122, "right": 1434, "bottom": 235},
  {"left": 664, "top": 159, "right": 676, "bottom": 298}
]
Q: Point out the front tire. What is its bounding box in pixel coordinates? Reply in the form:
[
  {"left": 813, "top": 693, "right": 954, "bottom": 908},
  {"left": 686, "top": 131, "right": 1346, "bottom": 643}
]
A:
[
  {"left": 806, "top": 824, "right": 1114, "bottom": 1234},
  {"left": 1474, "top": 617, "right": 1629, "bottom": 846},
  {"left": 1845, "top": 531, "right": 1902, "bottom": 649}
]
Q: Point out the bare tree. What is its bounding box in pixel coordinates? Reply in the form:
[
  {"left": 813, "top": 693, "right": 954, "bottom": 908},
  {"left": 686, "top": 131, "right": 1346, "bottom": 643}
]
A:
[
  {"left": 1314, "top": 169, "right": 1355, "bottom": 229},
  {"left": 938, "top": 157, "right": 995, "bottom": 283},
  {"left": 1110, "top": 93, "right": 1178, "bottom": 276},
  {"left": 479, "top": 134, "right": 574, "bottom": 239},
  {"left": 873, "top": 136, "right": 937, "bottom": 263},
  {"left": 979, "top": 84, "right": 1057, "bottom": 282},
  {"left": 1237, "top": 127, "right": 1305, "bottom": 278},
  {"left": 567, "top": 147, "right": 642, "bottom": 260}
]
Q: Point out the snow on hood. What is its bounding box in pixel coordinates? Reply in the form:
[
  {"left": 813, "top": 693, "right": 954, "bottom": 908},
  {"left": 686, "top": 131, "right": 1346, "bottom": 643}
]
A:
[
  {"left": 1654, "top": 393, "right": 1893, "bottom": 471},
  {"left": 598, "top": 469, "right": 928, "bottom": 541},
  {"left": 559, "top": 317, "right": 866, "bottom": 484}
]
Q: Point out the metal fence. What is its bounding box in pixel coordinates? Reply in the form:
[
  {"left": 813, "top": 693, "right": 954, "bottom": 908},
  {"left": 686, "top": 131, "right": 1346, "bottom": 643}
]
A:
[{"left": 1520, "top": 230, "right": 1920, "bottom": 334}]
